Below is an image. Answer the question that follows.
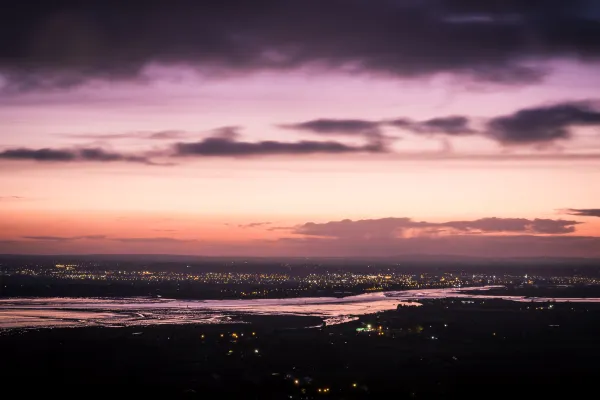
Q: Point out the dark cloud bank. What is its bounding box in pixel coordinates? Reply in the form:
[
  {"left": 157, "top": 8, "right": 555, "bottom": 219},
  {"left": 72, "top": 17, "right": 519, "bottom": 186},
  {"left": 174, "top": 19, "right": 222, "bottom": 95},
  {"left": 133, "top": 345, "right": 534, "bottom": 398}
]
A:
[
  {"left": 293, "top": 217, "right": 580, "bottom": 237},
  {"left": 174, "top": 137, "right": 384, "bottom": 157},
  {"left": 389, "top": 116, "right": 476, "bottom": 136},
  {"left": 274, "top": 216, "right": 599, "bottom": 258},
  {"left": 566, "top": 209, "right": 600, "bottom": 218},
  {"left": 277, "top": 234, "right": 600, "bottom": 258},
  {"left": 2, "top": 0, "right": 600, "bottom": 89},
  {"left": 487, "top": 101, "right": 600, "bottom": 144},
  {"left": 287, "top": 100, "right": 600, "bottom": 146},
  {"left": 0, "top": 147, "right": 152, "bottom": 164}
]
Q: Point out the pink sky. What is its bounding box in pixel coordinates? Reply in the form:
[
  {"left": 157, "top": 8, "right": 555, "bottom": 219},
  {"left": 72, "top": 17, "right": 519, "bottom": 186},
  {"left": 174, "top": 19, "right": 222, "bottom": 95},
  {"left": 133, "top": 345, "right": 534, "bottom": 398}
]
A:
[{"left": 1, "top": 63, "right": 600, "bottom": 257}]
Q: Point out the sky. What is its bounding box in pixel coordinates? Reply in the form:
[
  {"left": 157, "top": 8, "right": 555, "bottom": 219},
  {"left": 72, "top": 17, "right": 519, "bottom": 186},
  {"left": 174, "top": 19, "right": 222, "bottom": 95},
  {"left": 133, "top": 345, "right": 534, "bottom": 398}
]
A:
[{"left": 1, "top": 0, "right": 600, "bottom": 257}]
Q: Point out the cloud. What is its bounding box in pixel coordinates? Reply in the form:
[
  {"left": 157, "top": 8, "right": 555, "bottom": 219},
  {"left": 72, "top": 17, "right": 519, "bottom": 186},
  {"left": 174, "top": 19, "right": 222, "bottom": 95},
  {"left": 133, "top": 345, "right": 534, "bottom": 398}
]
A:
[
  {"left": 280, "top": 119, "right": 383, "bottom": 139},
  {"left": 276, "top": 215, "right": 595, "bottom": 258},
  {"left": 282, "top": 116, "right": 476, "bottom": 140},
  {"left": 276, "top": 234, "right": 600, "bottom": 258},
  {"left": 285, "top": 100, "right": 600, "bottom": 146},
  {"left": 1, "top": 148, "right": 75, "bottom": 162},
  {"left": 487, "top": 101, "right": 600, "bottom": 145},
  {"left": 295, "top": 218, "right": 416, "bottom": 239},
  {"left": 2, "top": 0, "right": 600, "bottom": 90},
  {"left": 64, "top": 130, "right": 188, "bottom": 141},
  {"left": 440, "top": 218, "right": 579, "bottom": 235},
  {"left": 565, "top": 209, "right": 600, "bottom": 218},
  {"left": 267, "top": 226, "right": 294, "bottom": 231},
  {"left": 210, "top": 126, "right": 243, "bottom": 140},
  {"left": 4, "top": 98, "right": 600, "bottom": 169},
  {"left": 110, "top": 237, "right": 196, "bottom": 243},
  {"left": 415, "top": 116, "right": 476, "bottom": 135},
  {"left": 19, "top": 235, "right": 192, "bottom": 244},
  {"left": 81, "top": 235, "right": 108, "bottom": 240},
  {"left": 0, "top": 147, "right": 154, "bottom": 164},
  {"left": 5, "top": 234, "right": 600, "bottom": 258},
  {"left": 389, "top": 116, "right": 476, "bottom": 135},
  {"left": 173, "top": 136, "right": 386, "bottom": 157},
  {"left": 148, "top": 131, "right": 187, "bottom": 140},
  {"left": 0, "top": 196, "right": 25, "bottom": 200},
  {"left": 239, "top": 222, "right": 272, "bottom": 229},
  {"left": 79, "top": 148, "right": 148, "bottom": 163},
  {"left": 22, "top": 236, "right": 72, "bottom": 242},
  {"left": 294, "top": 217, "right": 581, "bottom": 238},
  {"left": 22, "top": 235, "right": 107, "bottom": 241}
]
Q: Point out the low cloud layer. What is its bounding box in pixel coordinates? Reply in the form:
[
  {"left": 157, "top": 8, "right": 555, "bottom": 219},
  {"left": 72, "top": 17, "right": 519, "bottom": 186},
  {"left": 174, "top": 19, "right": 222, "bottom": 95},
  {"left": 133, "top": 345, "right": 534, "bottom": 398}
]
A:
[
  {"left": 281, "top": 119, "right": 383, "bottom": 139},
  {"left": 294, "top": 217, "right": 580, "bottom": 238},
  {"left": 285, "top": 100, "right": 600, "bottom": 146},
  {"left": 277, "top": 234, "right": 600, "bottom": 259},
  {"left": 63, "top": 130, "right": 188, "bottom": 141},
  {"left": 21, "top": 235, "right": 194, "bottom": 244},
  {"left": 173, "top": 136, "right": 385, "bottom": 157},
  {"left": 5, "top": 233, "right": 600, "bottom": 258},
  {"left": 390, "top": 116, "right": 476, "bottom": 136},
  {"left": 284, "top": 116, "right": 475, "bottom": 138},
  {"left": 110, "top": 237, "right": 196, "bottom": 244},
  {"left": 239, "top": 222, "right": 272, "bottom": 229},
  {"left": 23, "top": 235, "right": 107, "bottom": 241},
  {"left": 272, "top": 215, "right": 596, "bottom": 258},
  {"left": 565, "top": 209, "right": 600, "bottom": 218},
  {"left": 0, "top": 147, "right": 152, "bottom": 164}
]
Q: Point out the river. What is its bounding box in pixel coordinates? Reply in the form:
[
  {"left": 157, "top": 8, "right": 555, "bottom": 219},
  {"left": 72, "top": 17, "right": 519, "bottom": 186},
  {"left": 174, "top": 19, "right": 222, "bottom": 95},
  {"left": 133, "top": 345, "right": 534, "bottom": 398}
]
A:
[{"left": 1, "top": 286, "right": 599, "bottom": 329}]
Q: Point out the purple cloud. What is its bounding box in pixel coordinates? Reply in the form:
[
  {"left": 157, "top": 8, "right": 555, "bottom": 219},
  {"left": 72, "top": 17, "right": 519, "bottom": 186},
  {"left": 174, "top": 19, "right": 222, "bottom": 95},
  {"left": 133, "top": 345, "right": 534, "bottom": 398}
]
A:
[
  {"left": 0, "top": 147, "right": 153, "bottom": 164},
  {"left": 4, "top": 1, "right": 600, "bottom": 89},
  {"left": 487, "top": 101, "right": 600, "bottom": 145},
  {"left": 173, "top": 136, "right": 386, "bottom": 157},
  {"left": 294, "top": 217, "right": 580, "bottom": 238},
  {"left": 565, "top": 209, "right": 600, "bottom": 218},
  {"left": 239, "top": 222, "right": 272, "bottom": 229}
]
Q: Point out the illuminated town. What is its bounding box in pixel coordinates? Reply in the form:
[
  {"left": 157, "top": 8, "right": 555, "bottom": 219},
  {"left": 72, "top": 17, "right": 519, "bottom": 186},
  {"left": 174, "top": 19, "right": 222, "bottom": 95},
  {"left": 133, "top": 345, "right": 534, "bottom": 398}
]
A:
[{"left": 2, "top": 259, "right": 599, "bottom": 299}]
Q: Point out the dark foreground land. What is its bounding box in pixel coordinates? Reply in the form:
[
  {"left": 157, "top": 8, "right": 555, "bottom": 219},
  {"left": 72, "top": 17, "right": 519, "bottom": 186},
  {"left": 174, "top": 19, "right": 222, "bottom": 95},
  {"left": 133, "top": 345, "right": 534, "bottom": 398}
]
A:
[{"left": 2, "top": 299, "right": 600, "bottom": 399}]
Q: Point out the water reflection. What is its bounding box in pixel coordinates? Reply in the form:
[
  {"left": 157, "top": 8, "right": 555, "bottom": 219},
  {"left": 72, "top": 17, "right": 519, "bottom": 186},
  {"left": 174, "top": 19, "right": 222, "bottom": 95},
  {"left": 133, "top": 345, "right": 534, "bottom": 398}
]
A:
[
  {"left": 0, "top": 292, "right": 415, "bottom": 329},
  {"left": 385, "top": 286, "right": 600, "bottom": 303},
  {"left": 2, "top": 286, "right": 599, "bottom": 330}
]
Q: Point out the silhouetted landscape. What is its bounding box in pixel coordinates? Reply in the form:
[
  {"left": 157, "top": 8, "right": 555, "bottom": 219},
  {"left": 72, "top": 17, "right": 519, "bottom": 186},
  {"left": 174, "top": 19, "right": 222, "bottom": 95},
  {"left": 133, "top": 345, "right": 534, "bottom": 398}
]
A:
[
  {"left": 2, "top": 256, "right": 600, "bottom": 398},
  {"left": 3, "top": 291, "right": 600, "bottom": 398}
]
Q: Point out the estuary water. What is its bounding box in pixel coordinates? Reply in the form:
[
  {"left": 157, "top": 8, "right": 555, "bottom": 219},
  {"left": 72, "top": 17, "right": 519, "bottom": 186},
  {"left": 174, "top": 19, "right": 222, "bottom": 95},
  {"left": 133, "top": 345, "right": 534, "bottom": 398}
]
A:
[{"left": 1, "top": 286, "right": 599, "bottom": 330}]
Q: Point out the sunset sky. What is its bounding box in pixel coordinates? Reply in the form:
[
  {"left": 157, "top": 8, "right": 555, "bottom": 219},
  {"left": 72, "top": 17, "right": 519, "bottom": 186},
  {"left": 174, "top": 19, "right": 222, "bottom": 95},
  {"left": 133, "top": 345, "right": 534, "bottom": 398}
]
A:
[{"left": 1, "top": 0, "right": 600, "bottom": 257}]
